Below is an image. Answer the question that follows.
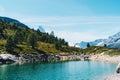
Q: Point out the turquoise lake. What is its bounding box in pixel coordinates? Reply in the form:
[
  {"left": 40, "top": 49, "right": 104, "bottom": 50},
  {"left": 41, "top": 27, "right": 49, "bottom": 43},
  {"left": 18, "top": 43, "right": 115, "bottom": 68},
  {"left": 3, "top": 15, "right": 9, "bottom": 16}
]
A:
[{"left": 0, "top": 61, "right": 117, "bottom": 80}]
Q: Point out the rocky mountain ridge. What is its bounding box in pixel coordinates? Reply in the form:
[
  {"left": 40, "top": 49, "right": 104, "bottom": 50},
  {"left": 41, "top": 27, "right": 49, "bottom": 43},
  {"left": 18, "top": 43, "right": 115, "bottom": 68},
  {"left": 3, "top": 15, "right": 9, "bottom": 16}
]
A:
[{"left": 77, "top": 32, "right": 120, "bottom": 49}]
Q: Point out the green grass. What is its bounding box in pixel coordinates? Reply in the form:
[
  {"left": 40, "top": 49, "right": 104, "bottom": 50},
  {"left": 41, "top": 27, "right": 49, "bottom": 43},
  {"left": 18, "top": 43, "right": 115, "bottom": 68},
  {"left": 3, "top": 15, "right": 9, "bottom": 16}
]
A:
[
  {"left": 0, "top": 38, "right": 81, "bottom": 56},
  {"left": 0, "top": 39, "right": 6, "bottom": 51},
  {"left": 37, "top": 42, "right": 60, "bottom": 54},
  {"left": 106, "top": 49, "right": 120, "bottom": 56},
  {"left": 0, "top": 39, "right": 6, "bottom": 45},
  {"left": 83, "top": 46, "right": 120, "bottom": 56},
  {"left": 15, "top": 43, "right": 39, "bottom": 55},
  {"left": 4, "top": 29, "right": 15, "bottom": 36}
]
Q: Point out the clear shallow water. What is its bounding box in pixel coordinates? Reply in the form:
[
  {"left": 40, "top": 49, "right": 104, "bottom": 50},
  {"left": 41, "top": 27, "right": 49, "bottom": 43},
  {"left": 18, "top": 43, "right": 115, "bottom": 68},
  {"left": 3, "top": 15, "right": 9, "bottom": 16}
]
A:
[{"left": 0, "top": 61, "right": 117, "bottom": 80}]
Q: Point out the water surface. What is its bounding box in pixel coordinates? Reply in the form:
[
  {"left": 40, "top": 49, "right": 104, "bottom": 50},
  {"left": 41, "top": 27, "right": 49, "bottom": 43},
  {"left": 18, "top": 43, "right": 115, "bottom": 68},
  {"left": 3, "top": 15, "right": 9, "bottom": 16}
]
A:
[{"left": 0, "top": 61, "right": 117, "bottom": 80}]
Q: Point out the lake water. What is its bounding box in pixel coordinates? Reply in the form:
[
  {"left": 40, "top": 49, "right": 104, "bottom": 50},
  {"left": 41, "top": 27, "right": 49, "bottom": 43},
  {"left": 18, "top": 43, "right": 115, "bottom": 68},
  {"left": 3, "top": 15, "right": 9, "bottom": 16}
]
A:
[{"left": 0, "top": 61, "right": 117, "bottom": 80}]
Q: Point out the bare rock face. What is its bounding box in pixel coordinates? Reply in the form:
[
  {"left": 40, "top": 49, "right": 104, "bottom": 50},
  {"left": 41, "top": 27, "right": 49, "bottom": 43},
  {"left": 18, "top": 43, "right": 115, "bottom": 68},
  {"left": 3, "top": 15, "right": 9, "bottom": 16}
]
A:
[
  {"left": 0, "top": 54, "right": 16, "bottom": 64},
  {"left": 116, "top": 63, "right": 120, "bottom": 74}
]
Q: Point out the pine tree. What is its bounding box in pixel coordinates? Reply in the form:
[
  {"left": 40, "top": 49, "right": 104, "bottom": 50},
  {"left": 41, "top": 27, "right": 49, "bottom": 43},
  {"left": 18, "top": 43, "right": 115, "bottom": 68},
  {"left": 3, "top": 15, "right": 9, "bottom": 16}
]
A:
[
  {"left": 87, "top": 43, "right": 90, "bottom": 48},
  {"left": 13, "top": 30, "right": 24, "bottom": 44},
  {"left": 0, "top": 27, "right": 3, "bottom": 39},
  {"left": 55, "top": 42, "right": 62, "bottom": 50},
  {"left": 104, "top": 44, "right": 107, "bottom": 47},
  {"left": 27, "top": 33, "right": 37, "bottom": 49},
  {"left": 5, "top": 36, "right": 15, "bottom": 52},
  {"left": 65, "top": 42, "right": 68, "bottom": 46}
]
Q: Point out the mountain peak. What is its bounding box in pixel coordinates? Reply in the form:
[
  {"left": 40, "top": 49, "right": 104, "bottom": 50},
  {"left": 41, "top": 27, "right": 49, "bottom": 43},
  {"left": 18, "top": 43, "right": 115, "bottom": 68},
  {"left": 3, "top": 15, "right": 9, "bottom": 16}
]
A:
[
  {"left": 109, "top": 32, "right": 120, "bottom": 39},
  {"left": 38, "top": 26, "right": 45, "bottom": 33}
]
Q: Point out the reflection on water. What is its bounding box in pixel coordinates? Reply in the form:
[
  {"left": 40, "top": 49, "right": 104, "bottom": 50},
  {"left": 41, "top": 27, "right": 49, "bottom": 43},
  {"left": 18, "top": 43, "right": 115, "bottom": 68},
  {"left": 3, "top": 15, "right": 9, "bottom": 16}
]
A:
[{"left": 0, "top": 61, "right": 117, "bottom": 80}]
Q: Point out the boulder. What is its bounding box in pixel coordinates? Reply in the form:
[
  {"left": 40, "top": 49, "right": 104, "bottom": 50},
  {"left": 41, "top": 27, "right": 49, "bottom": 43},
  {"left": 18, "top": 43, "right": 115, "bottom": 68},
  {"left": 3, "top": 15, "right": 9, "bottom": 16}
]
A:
[
  {"left": 0, "top": 54, "right": 16, "bottom": 64},
  {"left": 116, "top": 63, "right": 120, "bottom": 73}
]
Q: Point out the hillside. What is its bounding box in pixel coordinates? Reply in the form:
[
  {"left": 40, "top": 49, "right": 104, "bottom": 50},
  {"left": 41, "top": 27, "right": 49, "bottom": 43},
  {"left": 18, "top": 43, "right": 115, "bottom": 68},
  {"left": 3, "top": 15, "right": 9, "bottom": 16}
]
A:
[
  {"left": 83, "top": 46, "right": 120, "bottom": 56},
  {"left": 0, "top": 17, "right": 81, "bottom": 56},
  {"left": 0, "top": 16, "right": 120, "bottom": 57},
  {"left": 0, "top": 16, "right": 28, "bottom": 29}
]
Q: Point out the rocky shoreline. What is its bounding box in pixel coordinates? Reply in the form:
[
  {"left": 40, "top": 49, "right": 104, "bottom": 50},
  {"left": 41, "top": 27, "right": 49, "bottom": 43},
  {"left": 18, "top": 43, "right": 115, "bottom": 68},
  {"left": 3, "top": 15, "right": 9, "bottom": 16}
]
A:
[
  {"left": 89, "top": 53, "right": 120, "bottom": 63},
  {"left": 1, "top": 53, "right": 120, "bottom": 80},
  {"left": 89, "top": 53, "right": 120, "bottom": 80},
  {"left": 0, "top": 53, "right": 82, "bottom": 65}
]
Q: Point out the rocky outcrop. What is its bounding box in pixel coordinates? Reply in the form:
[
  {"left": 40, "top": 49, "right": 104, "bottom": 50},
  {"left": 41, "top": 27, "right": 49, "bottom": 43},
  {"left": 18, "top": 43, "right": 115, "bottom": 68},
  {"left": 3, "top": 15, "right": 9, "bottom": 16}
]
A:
[
  {"left": 116, "top": 63, "right": 120, "bottom": 73},
  {"left": 19, "top": 53, "right": 61, "bottom": 63},
  {"left": 0, "top": 53, "right": 83, "bottom": 64},
  {"left": 0, "top": 54, "right": 16, "bottom": 64},
  {"left": 60, "top": 55, "right": 81, "bottom": 61},
  {"left": 105, "top": 63, "right": 120, "bottom": 80},
  {"left": 19, "top": 54, "right": 82, "bottom": 63},
  {"left": 19, "top": 53, "right": 48, "bottom": 63}
]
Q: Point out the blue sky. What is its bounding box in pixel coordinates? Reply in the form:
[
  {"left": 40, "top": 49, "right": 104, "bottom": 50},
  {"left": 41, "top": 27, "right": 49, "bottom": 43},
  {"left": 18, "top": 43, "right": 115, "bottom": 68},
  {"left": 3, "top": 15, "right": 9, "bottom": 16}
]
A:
[{"left": 0, "top": 0, "right": 120, "bottom": 45}]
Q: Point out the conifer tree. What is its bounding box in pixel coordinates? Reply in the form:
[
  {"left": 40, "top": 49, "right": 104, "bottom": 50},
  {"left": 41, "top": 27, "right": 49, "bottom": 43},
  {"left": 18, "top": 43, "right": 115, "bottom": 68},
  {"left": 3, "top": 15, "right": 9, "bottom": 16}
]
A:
[
  {"left": 5, "top": 36, "right": 15, "bottom": 52},
  {"left": 27, "top": 33, "right": 37, "bottom": 49},
  {"left": 87, "top": 43, "right": 90, "bottom": 48}
]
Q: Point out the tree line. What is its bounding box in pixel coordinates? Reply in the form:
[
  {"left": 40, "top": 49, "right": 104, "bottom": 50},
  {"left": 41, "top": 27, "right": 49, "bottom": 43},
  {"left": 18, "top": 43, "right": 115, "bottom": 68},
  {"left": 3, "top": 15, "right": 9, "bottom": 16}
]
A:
[{"left": 0, "top": 19, "right": 68, "bottom": 53}]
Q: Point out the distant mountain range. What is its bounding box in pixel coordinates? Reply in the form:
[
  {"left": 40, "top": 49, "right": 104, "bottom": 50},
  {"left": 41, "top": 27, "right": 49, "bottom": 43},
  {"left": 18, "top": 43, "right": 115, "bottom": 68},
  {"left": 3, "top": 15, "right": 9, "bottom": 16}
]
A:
[
  {"left": 76, "top": 32, "right": 120, "bottom": 49},
  {"left": 0, "top": 16, "right": 28, "bottom": 28}
]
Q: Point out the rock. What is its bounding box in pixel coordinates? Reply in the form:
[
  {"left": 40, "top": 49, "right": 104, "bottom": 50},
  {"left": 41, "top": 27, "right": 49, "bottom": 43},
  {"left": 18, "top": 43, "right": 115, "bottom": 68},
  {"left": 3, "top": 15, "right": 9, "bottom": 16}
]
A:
[
  {"left": 19, "top": 53, "right": 60, "bottom": 63},
  {"left": 0, "top": 54, "right": 16, "bottom": 64},
  {"left": 105, "top": 74, "right": 120, "bottom": 80},
  {"left": 105, "top": 63, "right": 120, "bottom": 80},
  {"left": 60, "top": 55, "right": 81, "bottom": 61},
  {"left": 116, "top": 63, "right": 120, "bottom": 74},
  {"left": 0, "top": 53, "right": 82, "bottom": 65}
]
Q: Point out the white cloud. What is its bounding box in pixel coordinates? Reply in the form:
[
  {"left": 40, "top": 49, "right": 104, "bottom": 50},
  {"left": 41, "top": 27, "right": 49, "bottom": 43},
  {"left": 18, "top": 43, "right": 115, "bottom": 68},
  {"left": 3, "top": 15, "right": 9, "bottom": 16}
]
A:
[{"left": 19, "top": 16, "right": 120, "bottom": 27}]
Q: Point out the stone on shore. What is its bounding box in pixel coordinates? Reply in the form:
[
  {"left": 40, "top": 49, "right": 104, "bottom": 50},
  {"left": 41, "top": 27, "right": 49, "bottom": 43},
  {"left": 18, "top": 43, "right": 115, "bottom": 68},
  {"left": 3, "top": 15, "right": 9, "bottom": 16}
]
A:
[
  {"left": 116, "top": 63, "right": 120, "bottom": 74},
  {"left": 0, "top": 54, "right": 16, "bottom": 64},
  {"left": 105, "top": 74, "right": 120, "bottom": 80},
  {"left": 105, "top": 63, "right": 120, "bottom": 80}
]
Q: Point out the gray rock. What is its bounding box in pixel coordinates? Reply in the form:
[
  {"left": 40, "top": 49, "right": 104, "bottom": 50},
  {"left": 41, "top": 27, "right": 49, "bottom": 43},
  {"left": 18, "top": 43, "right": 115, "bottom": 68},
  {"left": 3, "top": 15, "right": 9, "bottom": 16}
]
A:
[{"left": 116, "top": 63, "right": 120, "bottom": 74}]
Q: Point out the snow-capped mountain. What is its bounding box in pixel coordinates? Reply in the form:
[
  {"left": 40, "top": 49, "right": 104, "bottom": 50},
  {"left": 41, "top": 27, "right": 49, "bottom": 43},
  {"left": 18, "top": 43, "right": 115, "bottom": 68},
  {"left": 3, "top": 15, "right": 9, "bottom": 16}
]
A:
[
  {"left": 76, "top": 32, "right": 120, "bottom": 49},
  {"left": 76, "top": 39, "right": 105, "bottom": 49},
  {"left": 38, "top": 26, "right": 45, "bottom": 33},
  {"left": 106, "top": 32, "right": 120, "bottom": 48}
]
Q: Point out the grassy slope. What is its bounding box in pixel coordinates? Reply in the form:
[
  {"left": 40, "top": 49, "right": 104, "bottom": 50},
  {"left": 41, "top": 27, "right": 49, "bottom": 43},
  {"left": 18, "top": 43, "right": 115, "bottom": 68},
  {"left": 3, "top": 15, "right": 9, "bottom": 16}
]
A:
[
  {"left": 1, "top": 38, "right": 120, "bottom": 56},
  {"left": 0, "top": 40, "right": 59, "bottom": 54},
  {"left": 84, "top": 46, "right": 120, "bottom": 56},
  {"left": 37, "top": 42, "right": 60, "bottom": 53},
  {"left": 0, "top": 38, "right": 83, "bottom": 55},
  {"left": 0, "top": 25, "right": 82, "bottom": 56}
]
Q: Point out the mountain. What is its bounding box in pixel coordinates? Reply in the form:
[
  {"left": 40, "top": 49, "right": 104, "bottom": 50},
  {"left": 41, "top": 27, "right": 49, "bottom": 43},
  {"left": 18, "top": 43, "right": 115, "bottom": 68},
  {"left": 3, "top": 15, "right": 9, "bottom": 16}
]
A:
[
  {"left": 105, "top": 32, "right": 120, "bottom": 48},
  {"left": 76, "top": 39, "right": 105, "bottom": 49},
  {"left": 0, "top": 16, "right": 28, "bottom": 29},
  {"left": 76, "top": 32, "right": 120, "bottom": 49},
  {"left": 0, "top": 16, "right": 76, "bottom": 55},
  {"left": 38, "top": 26, "right": 45, "bottom": 33}
]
